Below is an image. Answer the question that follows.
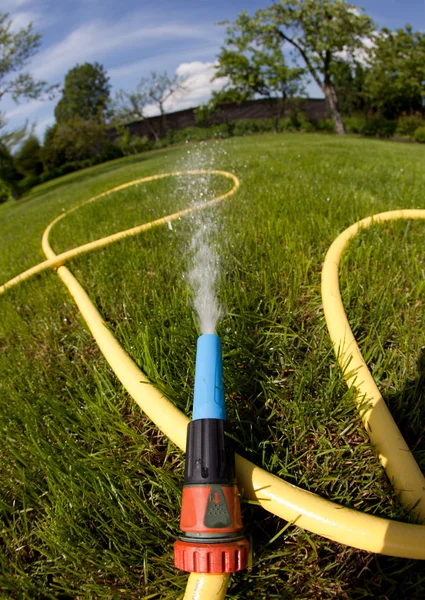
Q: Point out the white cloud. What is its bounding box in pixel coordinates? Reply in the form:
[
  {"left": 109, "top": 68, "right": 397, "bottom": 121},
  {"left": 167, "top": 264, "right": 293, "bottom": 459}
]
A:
[
  {"left": 6, "top": 99, "right": 46, "bottom": 120},
  {"left": 108, "top": 45, "right": 218, "bottom": 81},
  {"left": 142, "top": 61, "right": 228, "bottom": 116},
  {"left": 8, "top": 10, "right": 38, "bottom": 30},
  {"left": 32, "top": 17, "right": 213, "bottom": 81}
]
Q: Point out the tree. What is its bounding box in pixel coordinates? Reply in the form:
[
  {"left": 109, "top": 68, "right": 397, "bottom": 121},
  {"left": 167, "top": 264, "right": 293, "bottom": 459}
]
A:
[
  {"left": 216, "top": 15, "right": 305, "bottom": 132},
  {"left": 223, "top": 1, "right": 376, "bottom": 134},
  {"left": 364, "top": 26, "right": 425, "bottom": 118},
  {"left": 55, "top": 62, "right": 111, "bottom": 123},
  {"left": 0, "top": 11, "right": 55, "bottom": 170},
  {"left": 41, "top": 117, "right": 109, "bottom": 169},
  {"left": 115, "top": 71, "right": 187, "bottom": 140},
  {"left": 14, "top": 135, "right": 43, "bottom": 177},
  {"left": 0, "top": 142, "right": 21, "bottom": 198},
  {"left": 0, "top": 12, "right": 53, "bottom": 104},
  {"left": 331, "top": 59, "right": 368, "bottom": 115}
]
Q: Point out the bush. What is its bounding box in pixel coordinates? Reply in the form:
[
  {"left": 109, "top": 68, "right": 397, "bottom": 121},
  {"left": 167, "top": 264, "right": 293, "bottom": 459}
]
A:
[
  {"left": 362, "top": 116, "right": 397, "bottom": 138},
  {"left": 15, "top": 136, "right": 44, "bottom": 177},
  {"left": 414, "top": 127, "right": 425, "bottom": 144},
  {"left": 278, "top": 118, "right": 296, "bottom": 132},
  {"left": 164, "top": 127, "right": 210, "bottom": 144},
  {"left": 19, "top": 174, "right": 41, "bottom": 194},
  {"left": 315, "top": 118, "right": 335, "bottom": 132},
  {"left": 117, "top": 129, "right": 153, "bottom": 155},
  {"left": 343, "top": 115, "right": 367, "bottom": 134},
  {"left": 298, "top": 117, "right": 316, "bottom": 132},
  {"left": 210, "top": 123, "right": 233, "bottom": 138},
  {"left": 396, "top": 115, "right": 425, "bottom": 138},
  {"left": 92, "top": 143, "right": 123, "bottom": 164},
  {"left": 0, "top": 178, "right": 13, "bottom": 203}
]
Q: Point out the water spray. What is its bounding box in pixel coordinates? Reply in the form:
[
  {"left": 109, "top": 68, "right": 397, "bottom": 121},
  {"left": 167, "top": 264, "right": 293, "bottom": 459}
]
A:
[{"left": 174, "top": 333, "right": 249, "bottom": 574}]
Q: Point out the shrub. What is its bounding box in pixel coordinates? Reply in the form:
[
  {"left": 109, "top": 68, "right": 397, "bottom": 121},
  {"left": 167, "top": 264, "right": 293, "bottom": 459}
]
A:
[
  {"left": 92, "top": 143, "right": 123, "bottom": 164},
  {"left": 343, "top": 115, "right": 367, "bottom": 134},
  {"left": 117, "top": 129, "right": 153, "bottom": 155},
  {"left": 194, "top": 101, "right": 217, "bottom": 127},
  {"left": 299, "top": 117, "right": 316, "bottom": 132},
  {"left": 278, "top": 118, "right": 295, "bottom": 132},
  {"left": 19, "top": 174, "right": 41, "bottom": 194},
  {"left": 362, "top": 116, "right": 397, "bottom": 138},
  {"left": 315, "top": 118, "right": 335, "bottom": 132},
  {"left": 0, "top": 178, "right": 13, "bottom": 203},
  {"left": 210, "top": 123, "right": 233, "bottom": 138},
  {"left": 396, "top": 115, "right": 425, "bottom": 138},
  {"left": 165, "top": 127, "right": 210, "bottom": 144},
  {"left": 414, "top": 127, "right": 425, "bottom": 144},
  {"left": 15, "top": 136, "right": 44, "bottom": 177}
]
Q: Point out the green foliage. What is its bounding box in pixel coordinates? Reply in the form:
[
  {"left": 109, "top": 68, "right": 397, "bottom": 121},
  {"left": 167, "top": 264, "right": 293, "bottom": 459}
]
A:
[
  {"left": 396, "top": 115, "right": 425, "bottom": 138},
  {"left": 0, "top": 177, "right": 12, "bottom": 203},
  {"left": 117, "top": 128, "right": 153, "bottom": 155},
  {"left": 314, "top": 118, "right": 335, "bottom": 132},
  {"left": 362, "top": 116, "right": 397, "bottom": 138},
  {"left": 14, "top": 135, "right": 43, "bottom": 177},
  {"left": 233, "top": 118, "right": 275, "bottom": 135},
  {"left": 194, "top": 100, "right": 219, "bottom": 127},
  {"left": 216, "top": 14, "right": 305, "bottom": 122},
  {"left": 365, "top": 26, "right": 425, "bottom": 118},
  {"left": 414, "top": 126, "right": 425, "bottom": 143},
  {"left": 226, "top": 1, "right": 376, "bottom": 133},
  {"left": 55, "top": 62, "right": 110, "bottom": 123},
  {"left": 343, "top": 114, "right": 367, "bottom": 134},
  {"left": 331, "top": 59, "right": 368, "bottom": 116},
  {"left": 0, "top": 141, "right": 21, "bottom": 196},
  {"left": 42, "top": 117, "right": 109, "bottom": 167},
  {"left": 0, "top": 12, "right": 53, "bottom": 104},
  {"left": 40, "top": 124, "right": 63, "bottom": 170}
]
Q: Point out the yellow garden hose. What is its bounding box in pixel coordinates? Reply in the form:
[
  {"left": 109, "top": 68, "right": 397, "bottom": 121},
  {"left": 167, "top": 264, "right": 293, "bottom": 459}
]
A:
[{"left": 2, "top": 170, "right": 425, "bottom": 600}]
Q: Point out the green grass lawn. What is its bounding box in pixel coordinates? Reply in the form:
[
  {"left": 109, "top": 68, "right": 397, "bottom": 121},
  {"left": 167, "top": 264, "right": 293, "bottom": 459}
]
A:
[{"left": 1, "top": 133, "right": 425, "bottom": 599}]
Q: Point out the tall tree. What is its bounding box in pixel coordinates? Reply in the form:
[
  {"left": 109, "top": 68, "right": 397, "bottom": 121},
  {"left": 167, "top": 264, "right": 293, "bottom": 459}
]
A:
[
  {"left": 115, "top": 71, "right": 187, "bottom": 140},
  {"left": 42, "top": 117, "right": 109, "bottom": 169},
  {"left": 222, "top": 1, "right": 376, "bottom": 134},
  {"left": 14, "top": 135, "right": 43, "bottom": 177},
  {"left": 364, "top": 26, "right": 425, "bottom": 118},
  {"left": 216, "top": 18, "right": 305, "bottom": 132},
  {"left": 55, "top": 62, "right": 111, "bottom": 123}
]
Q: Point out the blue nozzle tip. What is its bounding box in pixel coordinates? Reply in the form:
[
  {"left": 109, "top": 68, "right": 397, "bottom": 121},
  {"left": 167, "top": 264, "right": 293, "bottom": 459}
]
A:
[{"left": 192, "top": 334, "right": 226, "bottom": 421}]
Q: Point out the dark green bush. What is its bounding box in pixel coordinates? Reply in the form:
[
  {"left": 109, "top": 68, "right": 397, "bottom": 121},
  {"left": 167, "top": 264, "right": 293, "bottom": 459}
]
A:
[
  {"left": 314, "top": 118, "right": 335, "bottom": 132},
  {"left": 92, "top": 143, "right": 123, "bottom": 164},
  {"left": 164, "top": 127, "right": 210, "bottom": 144},
  {"left": 396, "top": 115, "right": 425, "bottom": 138},
  {"left": 343, "top": 115, "right": 366, "bottom": 133},
  {"left": 210, "top": 123, "right": 233, "bottom": 138},
  {"left": 362, "top": 116, "right": 397, "bottom": 138},
  {"left": 19, "top": 174, "right": 41, "bottom": 194},
  {"left": 414, "top": 126, "right": 425, "bottom": 143},
  {"left": 0, "top": 178, "right": 13, "bottom": 203}
]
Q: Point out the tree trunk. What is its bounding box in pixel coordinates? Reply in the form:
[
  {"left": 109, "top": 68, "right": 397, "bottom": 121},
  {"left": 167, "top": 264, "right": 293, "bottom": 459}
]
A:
[{"left": 323, "top": 83, "right": 345, "bottom": 135}]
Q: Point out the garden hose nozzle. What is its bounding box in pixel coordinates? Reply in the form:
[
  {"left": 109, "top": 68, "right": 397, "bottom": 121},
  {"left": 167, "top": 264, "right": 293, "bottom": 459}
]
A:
[{"left": 174, "top": 334, "right": 249, "bottom": 574}]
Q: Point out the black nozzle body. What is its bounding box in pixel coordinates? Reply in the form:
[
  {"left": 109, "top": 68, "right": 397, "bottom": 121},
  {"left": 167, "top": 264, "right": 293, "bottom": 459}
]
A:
[{"left": 184, "top": 419, "right": 235, "bottom": 486}]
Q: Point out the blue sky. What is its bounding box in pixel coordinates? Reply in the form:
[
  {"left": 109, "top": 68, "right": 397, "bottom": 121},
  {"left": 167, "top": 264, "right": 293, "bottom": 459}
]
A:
[{"left": 2, "top": 0, "right": 425, "bottom": 142}]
